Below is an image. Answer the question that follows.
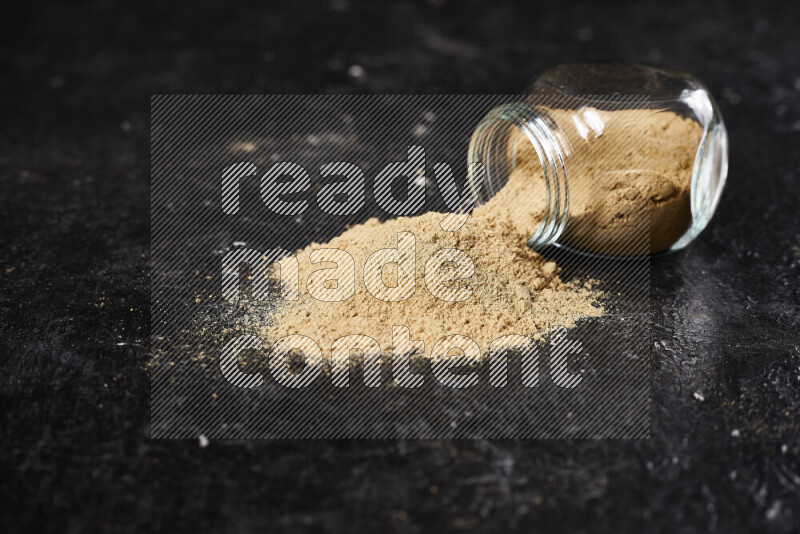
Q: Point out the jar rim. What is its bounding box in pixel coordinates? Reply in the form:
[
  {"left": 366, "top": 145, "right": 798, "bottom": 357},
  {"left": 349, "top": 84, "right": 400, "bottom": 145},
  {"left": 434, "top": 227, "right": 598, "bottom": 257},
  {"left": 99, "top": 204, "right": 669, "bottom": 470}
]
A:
[{"left": 467, "top": 103, "right": 570, "bottom": 249}]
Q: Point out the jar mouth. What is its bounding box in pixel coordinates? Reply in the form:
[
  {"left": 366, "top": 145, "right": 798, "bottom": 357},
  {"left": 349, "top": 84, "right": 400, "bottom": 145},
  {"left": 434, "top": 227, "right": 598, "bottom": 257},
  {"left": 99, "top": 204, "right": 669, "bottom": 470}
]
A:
[{"left": 467, "top": 103, "right": 569, "bottom": 249}]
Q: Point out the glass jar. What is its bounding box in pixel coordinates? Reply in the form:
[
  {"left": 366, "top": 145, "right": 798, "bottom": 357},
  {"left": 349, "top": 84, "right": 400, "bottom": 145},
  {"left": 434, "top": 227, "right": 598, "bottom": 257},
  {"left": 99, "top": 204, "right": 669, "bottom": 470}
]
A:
[{"left": 467, "top": 62, "right": 728, "bottom": 256}]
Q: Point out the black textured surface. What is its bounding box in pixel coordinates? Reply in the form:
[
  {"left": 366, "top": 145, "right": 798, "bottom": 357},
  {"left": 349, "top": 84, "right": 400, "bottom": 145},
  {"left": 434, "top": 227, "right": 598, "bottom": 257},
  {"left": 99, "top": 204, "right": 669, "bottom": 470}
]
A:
[{"left": 2, "top": 0, "right": 799, "bottom": 532}]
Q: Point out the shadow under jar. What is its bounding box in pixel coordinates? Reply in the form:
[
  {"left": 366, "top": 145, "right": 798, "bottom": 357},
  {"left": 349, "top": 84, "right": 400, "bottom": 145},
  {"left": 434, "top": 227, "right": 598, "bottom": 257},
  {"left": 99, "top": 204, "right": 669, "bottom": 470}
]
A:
[{"left": 468, "top": 62, "right": 728, "bottom": 257}]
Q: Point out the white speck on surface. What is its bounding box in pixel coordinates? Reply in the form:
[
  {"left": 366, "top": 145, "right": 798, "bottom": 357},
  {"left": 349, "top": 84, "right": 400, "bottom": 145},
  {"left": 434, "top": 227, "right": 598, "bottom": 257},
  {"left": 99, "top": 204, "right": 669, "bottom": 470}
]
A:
[
  {"left": 199, "top": 435, "right": 209, "bottom": 448},
  {"left": 731, "top": 429, "right": 741, "bottom": 438},
  {"left": 781, "top": 444, "right": 788, "bottom": 454},
  {"left": 412, "top": 123, "right": 428, "bottom": 137},
  {"left": 233, "top": 241, "right": 247, "bottom": 247},
  {"left": 729, "top": 470, "right": 737, "bottom": 480},
  {"left": 693, "top": 391, "right": 705, "bottom": 401},
  {"left": 348, "top": 64, "right": 365, "bottom": 79},
  {"left": 413, "top": 167, "right": 427, "bottom": 187},
  {"left": 766, "top": 500, "right": 782, "bottom": 521}
]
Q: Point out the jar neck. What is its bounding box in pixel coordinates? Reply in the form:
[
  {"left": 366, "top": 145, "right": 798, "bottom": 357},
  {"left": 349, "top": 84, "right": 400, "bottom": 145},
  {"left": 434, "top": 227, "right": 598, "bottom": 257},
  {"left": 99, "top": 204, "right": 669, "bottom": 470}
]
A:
[{"left": 468, "top": 103, "right": 570, "bottom": 249}]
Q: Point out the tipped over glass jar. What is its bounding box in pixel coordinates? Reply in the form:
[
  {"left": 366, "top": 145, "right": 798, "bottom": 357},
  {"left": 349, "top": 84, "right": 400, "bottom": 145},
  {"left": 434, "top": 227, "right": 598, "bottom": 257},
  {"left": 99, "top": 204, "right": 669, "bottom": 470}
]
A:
[{"left": 468, "top": 62, "right": 728, "bottom": 257}]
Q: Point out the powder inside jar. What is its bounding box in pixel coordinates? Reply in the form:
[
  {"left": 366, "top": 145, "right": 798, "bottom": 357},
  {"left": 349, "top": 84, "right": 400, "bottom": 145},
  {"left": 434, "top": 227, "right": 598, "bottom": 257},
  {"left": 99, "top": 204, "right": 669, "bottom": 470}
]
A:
[{"left": 507, "top": 107, "right": 702, "bottom": 255}]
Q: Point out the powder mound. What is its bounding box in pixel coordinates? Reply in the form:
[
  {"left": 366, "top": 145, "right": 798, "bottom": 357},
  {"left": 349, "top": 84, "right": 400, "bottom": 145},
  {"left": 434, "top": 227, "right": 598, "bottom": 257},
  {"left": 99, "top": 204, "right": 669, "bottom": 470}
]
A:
[{"left": 263, "top": 197, "right": 603, "bottom": 357}]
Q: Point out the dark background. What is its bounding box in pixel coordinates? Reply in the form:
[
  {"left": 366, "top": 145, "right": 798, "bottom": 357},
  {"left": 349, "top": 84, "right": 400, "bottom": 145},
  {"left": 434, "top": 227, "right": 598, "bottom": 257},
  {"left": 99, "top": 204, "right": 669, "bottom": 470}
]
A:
[{"left": 2, "top": 0, "right": 799, "bottom": 532}]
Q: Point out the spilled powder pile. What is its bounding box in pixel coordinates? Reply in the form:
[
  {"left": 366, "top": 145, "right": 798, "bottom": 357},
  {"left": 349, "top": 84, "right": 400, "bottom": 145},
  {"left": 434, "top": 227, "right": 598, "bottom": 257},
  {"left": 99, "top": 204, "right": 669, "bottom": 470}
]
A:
[
  {"left": 263, "top": 204, "right": 601, "bottom": 355},
  {"left": 262, "top": 108, "right": 701, "bottom": 355}
]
